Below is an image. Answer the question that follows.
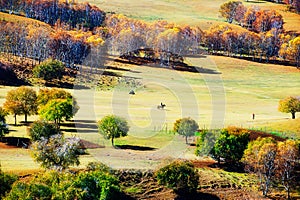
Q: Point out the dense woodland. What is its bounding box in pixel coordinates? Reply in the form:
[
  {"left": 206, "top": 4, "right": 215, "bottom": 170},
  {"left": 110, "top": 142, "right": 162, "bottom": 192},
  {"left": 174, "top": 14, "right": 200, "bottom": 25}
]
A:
[{"left": 0, "top": 0, "right": 299, "bottom": 69}]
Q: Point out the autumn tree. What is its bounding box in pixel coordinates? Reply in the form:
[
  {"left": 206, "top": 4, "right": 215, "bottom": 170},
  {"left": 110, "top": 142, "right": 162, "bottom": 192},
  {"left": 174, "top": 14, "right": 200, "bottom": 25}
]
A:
[
  {"left": 219, "top": 1, "right": 243, "bottom": 23},
  {"left": 48, "top": 29, "right": 90, "bottom": 67},
  {"left": 278, "top": 96, "right": 300, "bottom": 119},
  {"left": 25, "top": 25, "right": 50, "bottom": 65},
  {"left": 252, "top": 10, "right": 283, "bottom": 33},
  {"left": 37, "top": 88, "right": 75, "bottom": 106},
  {"left": 244, "top": 6, "right": 259, "bottom": 30},
  {"left": 280, "top": 36, "right": 300, "bottom": 67},
  {"left": 276, "top": 140, "right": 299, "bottom": 199},
  {"left": 97, "top": 115, "right": 129, "bottom": 147},
  {"left": 174, "top": 117, "right": 199, "bottom": 144},
  {"left": 234, "top": 3, "right": 247, "bottom": 25},
  {"left": 4, "top": 87, "right": 38, "bottom": 124},
  {"left": 242, "top": 137, "right": 277, "bottom": 196},
  {"left": 205, "top": 25, "right": 229, "bottom": 53}
]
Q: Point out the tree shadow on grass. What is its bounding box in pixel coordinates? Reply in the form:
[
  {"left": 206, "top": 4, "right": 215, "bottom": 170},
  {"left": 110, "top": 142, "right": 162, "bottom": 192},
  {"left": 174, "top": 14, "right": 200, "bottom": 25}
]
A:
[
  {"left": 115, "top": 144, "right": 156, "bottom": 151},
  {"left": 60, "top": 128, "right": 98, "bottom": 133},
  {"left": 0, "top": 137, "right": 30, "bottom": 148}
]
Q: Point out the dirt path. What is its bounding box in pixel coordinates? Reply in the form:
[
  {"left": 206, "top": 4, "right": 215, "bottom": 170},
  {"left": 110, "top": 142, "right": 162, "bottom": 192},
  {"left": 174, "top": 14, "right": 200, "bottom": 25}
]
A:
[{"left": 87, "top": 135, "right": 199, "bottom": 169}]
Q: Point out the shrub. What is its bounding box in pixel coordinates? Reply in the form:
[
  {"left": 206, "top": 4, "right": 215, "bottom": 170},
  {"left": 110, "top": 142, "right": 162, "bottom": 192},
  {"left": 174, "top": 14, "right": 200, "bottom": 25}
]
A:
[
  {"left": 73, "top": 171, "right": 121, "bottom": 200},
  {"left": 4, "top": 182, "right": 52, "bottom": 200},
  {"left": 33, "top": 59, "right": 64, "bottom": 81},
  {"left": 155, "top": 160, "right": 199, "bottom": 194},
  {"left": 4, "top": 170, "right": 121, "bottom": 200},
  {"left": 31, "top": 134, "right": 81, "bottom": 171},
  {"left": 0, "top": 168, "right": 18, "bottom": 198},
  {"left": 28, "top": 120, "right": 61, "bottom": 141},
  {"left": 87, "top": 162, "right": 111, "bottom": 173}
]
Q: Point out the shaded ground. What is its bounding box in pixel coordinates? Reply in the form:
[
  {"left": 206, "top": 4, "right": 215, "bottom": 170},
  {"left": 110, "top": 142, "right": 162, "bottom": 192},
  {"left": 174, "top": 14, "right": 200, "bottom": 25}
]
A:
[
  {"left": 0, "top": 61, "right": 29, "bottom": 86},
  {"left": 79, "top": 139, "right": 104, "bottom": 149},
  {"left": 0, "top": 137, "right": 30, "bottom": 148}
]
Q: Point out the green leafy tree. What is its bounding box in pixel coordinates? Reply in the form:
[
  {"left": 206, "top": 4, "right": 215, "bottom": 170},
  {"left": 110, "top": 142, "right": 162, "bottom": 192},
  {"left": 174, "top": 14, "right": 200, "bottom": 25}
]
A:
[
  {"left": 3, "top": 87, "right": 37, "bottom": 124},
  {"left": 155, "top": 160, "right": 199, "bottom": 195},
  {"left": 39, "top": 98, "right": 74, "bottom": 125},
  {"left": 31, "top": 134, "right": 81, "bottom": 171},
  {"left": 33, "top": 59, "right": 64, "bottom": 81},
  {"left": 37, "top": 88, "right": 79, "bottom": 125},
  {"left": 174, "top": 117, "right": 199, "bottom": 144},
  {"left": 195, "top": 130, "right": 218, "bottom": 156},
  {"left": 97, "top": 115, "right": 129, "bottom": 147},
  {"left": 211, "top": 128, "right": 250, "bottom": 164},
  {"left": 278, "top": 96, "right": 300, "bottom": 119},
  {"left": 28, "top": 120, "right": 61, "bottom": 141}
]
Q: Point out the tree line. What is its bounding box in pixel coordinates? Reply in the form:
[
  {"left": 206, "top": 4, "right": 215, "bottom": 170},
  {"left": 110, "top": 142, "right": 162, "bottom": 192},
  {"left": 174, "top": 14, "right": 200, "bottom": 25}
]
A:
[
  {"left": 0, "top": 0, "right": 300, "bottom": 70},
  {"left": 1, "top": 87, "right": 78, "bottom": 126},
  {"left": 0, "top": 0, "right": 105, "bottom": 29}
]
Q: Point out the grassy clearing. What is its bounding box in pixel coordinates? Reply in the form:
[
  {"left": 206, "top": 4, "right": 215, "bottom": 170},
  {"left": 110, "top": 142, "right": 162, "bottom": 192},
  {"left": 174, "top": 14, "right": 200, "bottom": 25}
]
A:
[
  {"left": 86, "top": 0, "right": 300, "bottom": 32},
  {"left": 251, "top": 118, "right": 300, "bottom": 138}
]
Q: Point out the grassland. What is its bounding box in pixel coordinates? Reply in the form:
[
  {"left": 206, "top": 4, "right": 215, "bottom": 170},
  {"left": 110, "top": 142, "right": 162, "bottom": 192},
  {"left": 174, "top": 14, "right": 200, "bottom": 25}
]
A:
[
  {"left": 87, "top": 0, "right": 300, "bottom": 33},
  {"left": 0, "top": 51, "right": 300, "bottom": 174}
]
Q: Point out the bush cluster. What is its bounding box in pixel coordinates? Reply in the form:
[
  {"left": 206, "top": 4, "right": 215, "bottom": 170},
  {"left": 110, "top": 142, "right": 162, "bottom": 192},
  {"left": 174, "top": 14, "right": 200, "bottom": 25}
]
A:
[
  {"left": 155, "top": 160, "right": 199, "bottom": 195},
  {"left": 4, "top": 168, "right": 121, "bottom": 200},
  {"left": 33, "top": 59, "right": 65, "bottom": 81}
]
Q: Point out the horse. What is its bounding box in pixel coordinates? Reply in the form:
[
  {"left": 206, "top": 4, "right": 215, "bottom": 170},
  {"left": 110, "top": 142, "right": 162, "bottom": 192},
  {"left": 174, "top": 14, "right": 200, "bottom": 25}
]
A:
[{"left": 157, "top": 102, "right": 166, "bottom": 109}]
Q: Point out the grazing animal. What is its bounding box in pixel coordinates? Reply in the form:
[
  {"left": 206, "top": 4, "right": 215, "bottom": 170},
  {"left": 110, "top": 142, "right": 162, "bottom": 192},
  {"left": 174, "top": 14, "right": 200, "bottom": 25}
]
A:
[{"left": 157, "top": 102, "right": 166, "bottom": 109}]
